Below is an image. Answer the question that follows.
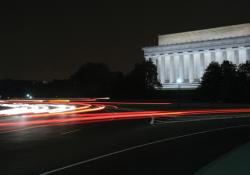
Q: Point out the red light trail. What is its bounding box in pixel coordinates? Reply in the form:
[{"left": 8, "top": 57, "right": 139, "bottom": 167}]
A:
[{"left": 0, "top": 99, "right": 250, "bottom": 132}]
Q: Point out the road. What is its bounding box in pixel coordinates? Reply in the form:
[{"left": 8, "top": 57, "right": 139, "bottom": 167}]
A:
[{"left": 1, "top": 100, "right": 250, "bottom": 174}]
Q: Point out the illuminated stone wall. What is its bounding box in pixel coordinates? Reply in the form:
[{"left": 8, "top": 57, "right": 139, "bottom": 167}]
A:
[{"left": 143, "top": 23, "right": 250, "bottom": 89}]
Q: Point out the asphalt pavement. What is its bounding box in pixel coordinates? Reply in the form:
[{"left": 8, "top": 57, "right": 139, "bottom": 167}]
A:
[{"left": 1, "top": 114, "right": 250, "bottom": 175}]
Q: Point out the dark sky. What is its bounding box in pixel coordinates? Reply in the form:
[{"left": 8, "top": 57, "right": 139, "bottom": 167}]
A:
[{"left": 1, "top": 0, "right": 250, "bottom": 80}]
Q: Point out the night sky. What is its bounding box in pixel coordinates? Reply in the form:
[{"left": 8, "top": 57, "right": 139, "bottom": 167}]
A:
[{"left": 1, "top": 0, "right": 250, "bottom": 80}]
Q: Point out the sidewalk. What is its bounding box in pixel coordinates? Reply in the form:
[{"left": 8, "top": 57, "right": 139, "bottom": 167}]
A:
[{"left": 196, "top": 141, "right": 250, "bottom": 175}]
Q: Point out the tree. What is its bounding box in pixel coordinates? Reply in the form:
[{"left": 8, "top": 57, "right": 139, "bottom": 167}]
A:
[
  {"left": 238, "top": 61, "right": 250, "bottom": 80},
  {"left": 122, "top": 60, "right": 161, "bottom": 98},
  {"left": 199, "top": 60, "right": 238, "bottom": 102},
  {"left": 220, "top": 60, "right": 238, "bottom": 101},
  {"left": 199, "top": 61, "right": 222, "bottom": 101},
  {"left": 70, "top": 62, "right": 114, "bottom": 96},
  {"left": 237, "top": 61, "right": 250, "bottom": 101},
  {"left": 144, "top": 60, "right": 162, "bottom": 90},
  {"left": 128, "top": 60, "right": 161, "bottom": 89}
]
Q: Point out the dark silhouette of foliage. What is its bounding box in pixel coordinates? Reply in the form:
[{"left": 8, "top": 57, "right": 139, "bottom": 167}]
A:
[
  {"left": 129, "top": 60, "right": 161, "bottom": 89},
  {"left": 237, "top": 61, "right": 250, "bottom": 101},
  {"left": 220, "top": 61, "right": 238, "bottom": 101},
  {"left": 124, "top": 60, "right": 161, "bottom": 97},
  {"left": 70, "top": 62, "right": 114, "bottom": 96},
  {"left": 199, "top": 61, "right": 222, "bottom": 100},
  {"left": 0, "top": 61, "right": 162, "bottom": 99},
  {"left": 198, "top": 60, "right": 250, "bottom": 102}
]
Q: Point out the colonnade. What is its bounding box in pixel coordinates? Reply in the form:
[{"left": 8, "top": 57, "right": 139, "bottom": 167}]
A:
[{"left": 148, "top": 47, "right": 249, "bottom": 84}]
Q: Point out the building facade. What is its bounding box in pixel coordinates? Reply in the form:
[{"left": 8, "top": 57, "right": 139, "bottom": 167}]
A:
[{"left": 143, "top": 23, "right": 250, "bottom": 89}]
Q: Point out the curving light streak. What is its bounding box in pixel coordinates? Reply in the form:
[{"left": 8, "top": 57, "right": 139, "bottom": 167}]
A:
[
  {"left": 1, "top": 99, "right": 250, "bottom": 133},
  {"left": 0, "top": 104, "right": 76, "bottom": 116}
]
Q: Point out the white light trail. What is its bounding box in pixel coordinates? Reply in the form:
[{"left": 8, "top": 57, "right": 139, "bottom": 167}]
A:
[{"left": 0, "top": 103, "right": 76, "bottom": 116}]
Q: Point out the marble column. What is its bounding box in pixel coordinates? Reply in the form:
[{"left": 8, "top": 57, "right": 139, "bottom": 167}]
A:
[
  {"left": 227, "top": 48, "right": 234, "bottom": 63},
  {"left": 164, "top": 55, "right": 171, "bottom": 83},
  {"left": 204, "top": 51, "right": 211, "bottom": 69},
  {"left": 156, "top": 56, "right": 164, "bottom": 84},
  {"left": 174, "top": 54, "right": 179, "bottom": 83},
  {"left": 247, "top": 48, "right": 250, "bottom": 61},
  {"left": 193, "top": 52, "right": 200, "bottom": 80},
  {"left": 199, "top": 53, "right": 205, "bottom": 80},
  {"left": 188, "top": 53, "right": 194, "bottom": 83},
  {"left": 160, "top": 55, "right": 165, "bottom": 84},
  {"left": 222, "top": 50, "right": 227, "bottom": 61},
  {"left": 169, "top": 55, "right": 175, "bottom": 83},
  {"left": 234, "top": 49, "right": 240, "bottom": 65},
  {"left": 179, "top": 54, "right": 184, "bottom": 82},
  {"left": 239, "top": 47, "right": 247, "bottom": 64},
  {"left": 183, "top": 52, "right": 190, "bottom": 82},
  {"left": 215, "top": 49, "right": 223, "bottom": 64},
  {"left": 211, "top": 51, "right": 216, "bottom": 62}
]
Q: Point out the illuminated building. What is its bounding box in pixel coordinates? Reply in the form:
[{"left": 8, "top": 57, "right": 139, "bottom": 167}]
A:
[{"left": 143, "top": 23, "right": 250, "bottom": 89}]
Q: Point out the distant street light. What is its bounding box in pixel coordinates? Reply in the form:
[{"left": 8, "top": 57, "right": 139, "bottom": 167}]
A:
[
  {"left": 26, "top": 93, "right": 33, "bottom": 99},
  {"left": 176, "top": 78, "right": 182, "bottom": 108},
  {"left": 177, "top": 78, "right": 182, "bottom": 90},
  {"left": 177, "top": 78, "right": 182, "bottom": 84}
]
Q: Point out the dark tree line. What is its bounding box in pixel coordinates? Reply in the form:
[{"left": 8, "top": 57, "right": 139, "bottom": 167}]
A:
[
  {"left": 198, "top": 60, "right": 250, "bottom": 102},
  {"left": 0, "top": 60, "right": 161, "bottom": 99}
]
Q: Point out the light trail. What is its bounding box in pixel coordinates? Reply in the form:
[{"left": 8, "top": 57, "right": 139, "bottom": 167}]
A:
[
  {"left": 0, "top": 104, "right": 76, "bottom": 116},
  {"left": 0, "top": 99, "right": 250, "bottom": 132}
]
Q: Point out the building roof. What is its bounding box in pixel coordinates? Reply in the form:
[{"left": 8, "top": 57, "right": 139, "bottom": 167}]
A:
[{"left": 159, "top": 23, "right": 250, "bottom": 46}]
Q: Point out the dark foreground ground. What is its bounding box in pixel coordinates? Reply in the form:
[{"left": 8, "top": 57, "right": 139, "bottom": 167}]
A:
[{"left": 1, "top": 113, "right": 250, "bottom": 175}]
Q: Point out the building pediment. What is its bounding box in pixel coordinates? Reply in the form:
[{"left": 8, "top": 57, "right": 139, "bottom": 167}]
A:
[{"left": 158, "top": 23, "right": 250, "bottom": 46}]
